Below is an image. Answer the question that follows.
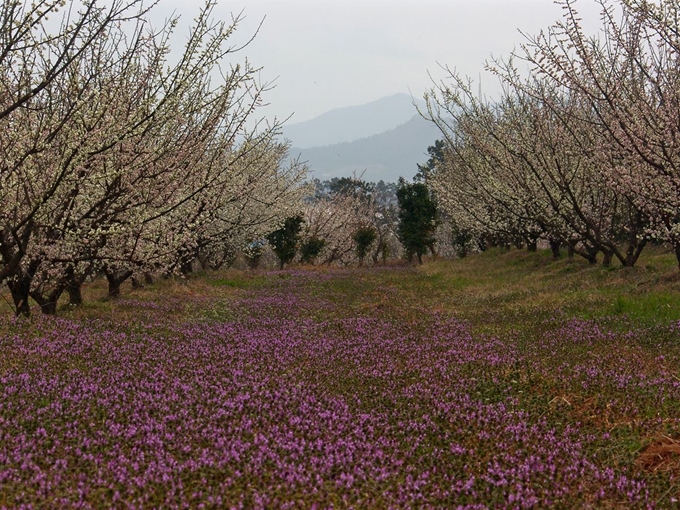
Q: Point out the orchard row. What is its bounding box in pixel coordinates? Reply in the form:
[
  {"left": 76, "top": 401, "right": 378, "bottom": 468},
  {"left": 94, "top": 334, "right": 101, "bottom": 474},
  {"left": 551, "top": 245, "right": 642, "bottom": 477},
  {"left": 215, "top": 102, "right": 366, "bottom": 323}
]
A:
[
  {"left": 0, "top": 1, "right": 445, "bottom": 317},
  {"left": 425, "top": 0, "right": 680, "bottom": 268},
  {"left": 0, "top": 1, "right": 315, "bottom": 315}
]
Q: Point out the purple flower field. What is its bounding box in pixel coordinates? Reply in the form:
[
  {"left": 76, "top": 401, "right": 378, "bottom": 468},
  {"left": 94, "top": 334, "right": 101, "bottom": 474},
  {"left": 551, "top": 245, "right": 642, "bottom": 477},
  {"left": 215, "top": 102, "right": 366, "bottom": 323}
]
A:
[{"left": 1, "top": 268, "right": 679, "bottom": 508}]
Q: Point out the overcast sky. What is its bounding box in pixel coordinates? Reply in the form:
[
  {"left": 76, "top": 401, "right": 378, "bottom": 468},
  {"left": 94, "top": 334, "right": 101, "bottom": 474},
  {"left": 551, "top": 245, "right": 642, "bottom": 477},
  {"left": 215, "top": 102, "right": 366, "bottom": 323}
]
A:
[{"left": 154, "top": 0, "right": 605, "bottom": 124}]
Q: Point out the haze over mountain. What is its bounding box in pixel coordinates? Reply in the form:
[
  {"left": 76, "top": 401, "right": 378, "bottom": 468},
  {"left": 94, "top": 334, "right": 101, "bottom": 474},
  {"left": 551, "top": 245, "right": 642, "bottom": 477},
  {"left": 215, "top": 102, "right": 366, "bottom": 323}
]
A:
[
  {"left": 282, "top": 94, "right": 440, "bottom": 183},
  {"left": 288, "top": 115, "right": 440, "bottom": 183},
  {"left": 282, "top": 93, "right": 426, "bottom": 149}
]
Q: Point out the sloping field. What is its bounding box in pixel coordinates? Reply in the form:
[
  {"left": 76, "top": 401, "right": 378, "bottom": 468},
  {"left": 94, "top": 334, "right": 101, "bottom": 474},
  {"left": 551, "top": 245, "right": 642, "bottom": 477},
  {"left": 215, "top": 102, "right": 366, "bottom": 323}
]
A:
[{"left": 1, "top": 249, "right": 680, "bottom": 508}]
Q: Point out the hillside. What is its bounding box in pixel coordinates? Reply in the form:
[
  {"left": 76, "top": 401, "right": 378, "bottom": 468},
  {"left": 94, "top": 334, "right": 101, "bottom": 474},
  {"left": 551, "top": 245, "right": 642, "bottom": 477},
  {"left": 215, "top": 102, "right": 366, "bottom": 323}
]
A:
[
  {"left": 290, "top": 114, "right": 441, "bottom": 182},
  {"left": 282, "top": 93, "right": 426, "bottom": 148}
]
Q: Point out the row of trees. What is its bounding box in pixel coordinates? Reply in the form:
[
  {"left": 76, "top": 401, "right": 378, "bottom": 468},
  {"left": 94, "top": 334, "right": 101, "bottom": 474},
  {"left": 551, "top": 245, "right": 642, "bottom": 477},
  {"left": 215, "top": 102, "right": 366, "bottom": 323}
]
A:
[
  {"left": 0, "top": 0, "right": 307, "bottom": 315},
  {"left": 258, "top": 178, "right": 400, "bottom": 269},
  {"left": 424, "top": 0, "right": 680, "bottom": 268},
  {"left": 0, "top": 1, "right": 455, "bottom": 317},
  {"left": 240, "top": 177, "right": 440, "bottom": 270}
]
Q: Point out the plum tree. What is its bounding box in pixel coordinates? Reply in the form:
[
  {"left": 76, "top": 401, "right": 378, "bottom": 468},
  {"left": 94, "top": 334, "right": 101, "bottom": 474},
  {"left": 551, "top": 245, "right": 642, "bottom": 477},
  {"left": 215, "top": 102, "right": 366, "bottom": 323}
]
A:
[{"left": 0, "top": 1, "right": 307, "bottom": 315}]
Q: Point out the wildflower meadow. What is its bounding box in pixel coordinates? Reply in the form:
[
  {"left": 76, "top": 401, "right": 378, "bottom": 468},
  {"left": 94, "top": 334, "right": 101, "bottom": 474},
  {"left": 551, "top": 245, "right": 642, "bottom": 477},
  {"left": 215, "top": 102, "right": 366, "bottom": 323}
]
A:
[{"left": 1, "top": 250, "right": 680, "bottom": 508}]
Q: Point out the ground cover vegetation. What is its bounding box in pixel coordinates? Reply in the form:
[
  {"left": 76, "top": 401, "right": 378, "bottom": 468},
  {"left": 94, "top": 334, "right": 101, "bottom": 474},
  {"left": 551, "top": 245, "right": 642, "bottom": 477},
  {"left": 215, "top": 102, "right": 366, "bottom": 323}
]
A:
[{"left": 1, "top": 248, "right": 680, "bottom": 507}]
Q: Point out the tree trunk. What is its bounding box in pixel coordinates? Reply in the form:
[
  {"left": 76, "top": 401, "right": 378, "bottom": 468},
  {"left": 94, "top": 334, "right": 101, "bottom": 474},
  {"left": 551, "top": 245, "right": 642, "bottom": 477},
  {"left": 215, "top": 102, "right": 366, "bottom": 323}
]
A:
[
  {"left": 107, "top": 274, "right": 122, "bottom": 298},
  {"left": 549, "top": 239, "right": 561, "bottom": 259},
  {"left": 623, "top": 239, "right": 647, "bottom": 268},
  {"left": 602, "top": 250, "right": 613, "bottom": 267},
  {"left": 66, "top": 281, "right": 83, "bottom": 306},
  {"left": 7, "top": 259, "right": 42, "bottom": 316},
  {"left": 617, "top": 206, "right": 646, "bottom": 268},
  {"left": 30, "top": 290, "right": 60, "bottom": 315},
  {"left": 584, "top": 243, "right": 601, "bottom": 265},
  {"left": 180, "top": 260, "right": 193, "bottom": 275},
  {"left": 64, "top": 267, "right": 85, "bottom": 306},
  {"left": 8, "top": 276, "right": 31, "bottom": 317},
  {"left": 40, "top": 300, "right": 58, "bottom": 315},
  {"left": 527, "top": 240, "right": 538, "bottom": 252},
  {"left": 105, "top": 269, "right": 133, "bottom": 298},
  {"left": 197, "top": 251, "right": 210, "bottom": 271},
  {"left": 372, "top": 237, "right": 382, "bottom": 265}
]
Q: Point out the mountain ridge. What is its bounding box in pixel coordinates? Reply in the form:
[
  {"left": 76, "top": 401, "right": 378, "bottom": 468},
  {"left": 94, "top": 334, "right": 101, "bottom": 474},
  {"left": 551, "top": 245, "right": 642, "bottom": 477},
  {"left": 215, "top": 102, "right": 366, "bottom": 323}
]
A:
[
  {"left": 282, "top": 93, "right": 426, "bottom": 149},
  {"left": 290, "top": 114, "right": 441, "bottom": 183}
]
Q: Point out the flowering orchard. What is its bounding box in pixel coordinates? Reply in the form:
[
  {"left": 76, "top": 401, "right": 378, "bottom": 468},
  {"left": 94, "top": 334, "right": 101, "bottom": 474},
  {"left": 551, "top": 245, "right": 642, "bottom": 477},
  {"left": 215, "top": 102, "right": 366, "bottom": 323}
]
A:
[
  {"left": 425, "top": 0, "right": 680, "bottom": 269},
  {"left": 1, "top": 258, "right": 679, "bottom": 508},
  {"left": 0, "top": 1, "right": 307, "bottom": 316}
]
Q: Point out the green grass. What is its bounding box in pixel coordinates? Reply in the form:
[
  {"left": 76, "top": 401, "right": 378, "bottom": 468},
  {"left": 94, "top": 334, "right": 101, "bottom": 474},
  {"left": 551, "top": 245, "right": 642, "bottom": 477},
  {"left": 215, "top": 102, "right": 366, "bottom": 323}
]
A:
[
  {"left": 607, "top": 292, "right": 680, "bottom": 322},
  {"left": 397, "top": 246, "right": 680, "bottom": 325}
]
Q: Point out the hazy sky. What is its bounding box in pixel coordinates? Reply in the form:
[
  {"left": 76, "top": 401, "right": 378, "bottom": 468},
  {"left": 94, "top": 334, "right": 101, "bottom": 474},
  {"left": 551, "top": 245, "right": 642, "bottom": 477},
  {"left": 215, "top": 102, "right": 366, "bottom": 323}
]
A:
[{"left": 154, "top": 0, "right": 605, "bottom": 124}]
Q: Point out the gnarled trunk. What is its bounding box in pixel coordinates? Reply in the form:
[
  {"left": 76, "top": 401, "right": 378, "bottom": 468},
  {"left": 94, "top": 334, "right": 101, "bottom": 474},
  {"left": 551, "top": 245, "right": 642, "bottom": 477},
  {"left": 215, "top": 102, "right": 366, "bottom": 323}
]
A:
[
  {"left": 66, "top": 282, "right": 83, "bottom": 306},
  {"left": 105, "top": 269, "right": 133, "bottom": 298},
  {"left": 8, "top": 275, "right": 32, "bottom": 317},
  {"left": 623, "top": 239, "right": 647, "bottom": 268},
  {"left": 63, "top": 266, "right": 86, "bottom": 307},
  {"left": 30, "top": 289, "right": 61, "bottom": 315},
  {"left": 7, "top": 259, "right": 41, "bottom": 316},
  {"left": 568, "top": 241, "right": 598, "bottom": 264}
]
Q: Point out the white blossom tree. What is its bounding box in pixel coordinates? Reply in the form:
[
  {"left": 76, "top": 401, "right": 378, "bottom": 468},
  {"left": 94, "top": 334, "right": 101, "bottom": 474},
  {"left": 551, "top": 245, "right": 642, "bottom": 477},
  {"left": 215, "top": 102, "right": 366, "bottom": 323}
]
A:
[
  {"left": 0, "top": 0, "right": 157, "bottom": 314},
  {"left": 301, "top": 190, "right": 374, "bottom": 266},
  {"left": 424, "top": 0, "right": 661, "bottom": 267},
  {"left": 519, "top": 0, "right": 680, "bottom": 266},
  {"left": 1, "top": 0, "right": 307, "bottom": 314}
]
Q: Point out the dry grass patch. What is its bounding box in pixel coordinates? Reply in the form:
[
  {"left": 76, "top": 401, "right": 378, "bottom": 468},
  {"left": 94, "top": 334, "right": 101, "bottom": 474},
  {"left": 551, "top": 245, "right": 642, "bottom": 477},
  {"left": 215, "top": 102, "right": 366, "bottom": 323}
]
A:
[{"left": 637, "top": 436, "right": 680, "bottom": 475}]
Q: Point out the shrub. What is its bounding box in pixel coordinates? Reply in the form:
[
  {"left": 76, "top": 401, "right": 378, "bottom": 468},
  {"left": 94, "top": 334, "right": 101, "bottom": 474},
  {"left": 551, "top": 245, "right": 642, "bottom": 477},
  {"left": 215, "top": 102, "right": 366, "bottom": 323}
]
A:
[
  {"left": 353, "top": 227, "right": 377, "bottom": 266},
  {"left": 267, "top": 216, "right": 304, "bottom": 269},
  {"left": 300, "top": 236, "right": 326, "bottom": 265}
]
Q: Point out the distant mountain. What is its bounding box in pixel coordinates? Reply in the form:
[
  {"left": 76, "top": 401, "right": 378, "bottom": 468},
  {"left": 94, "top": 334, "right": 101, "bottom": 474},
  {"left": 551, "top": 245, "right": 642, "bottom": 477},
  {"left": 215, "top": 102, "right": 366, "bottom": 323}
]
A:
[
  {"left": 289, "top": 115, "right": 441, "bottom": 183},
  {"left": 282, "top": 93, "right": 426, "bottom": 148}
]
